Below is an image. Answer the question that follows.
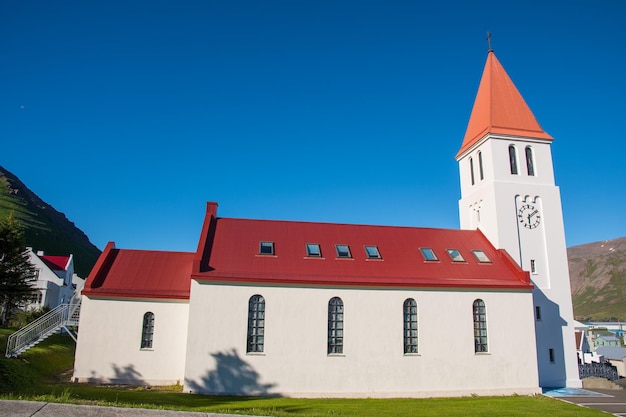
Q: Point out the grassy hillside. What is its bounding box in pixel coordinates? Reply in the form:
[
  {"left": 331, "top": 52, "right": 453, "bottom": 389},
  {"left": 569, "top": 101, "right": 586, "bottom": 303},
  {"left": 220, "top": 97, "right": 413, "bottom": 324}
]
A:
[
  {"left": 0, "top": 166, "right": 101, "bottom": 278},
  {"left": 569, "top": 237, "right": 626, "bottom": 321},
  {"left": 0, "top": 328, "right": 75, "bottom": 393}
]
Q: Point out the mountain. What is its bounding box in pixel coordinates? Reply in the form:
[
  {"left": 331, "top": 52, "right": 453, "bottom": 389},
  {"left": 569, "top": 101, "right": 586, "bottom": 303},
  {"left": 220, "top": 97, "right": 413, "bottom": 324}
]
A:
[
  {"left": 568, "top": 237, "right": 626, "bottom": 322},
  {"left": 0, "top": 166, "right": 101, "bottom": 278}
]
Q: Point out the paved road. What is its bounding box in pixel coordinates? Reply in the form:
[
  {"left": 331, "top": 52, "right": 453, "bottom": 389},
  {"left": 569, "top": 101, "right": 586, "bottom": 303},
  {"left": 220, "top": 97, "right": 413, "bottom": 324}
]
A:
[
  {"left": 554, "top": 379, "right": 626, "bottom": 416},
  {"left": 0, "top": 400, "right": 261, "bottom": 417},
  {"left": 558, "top": 390, "right": 626, "bottom": 416}
]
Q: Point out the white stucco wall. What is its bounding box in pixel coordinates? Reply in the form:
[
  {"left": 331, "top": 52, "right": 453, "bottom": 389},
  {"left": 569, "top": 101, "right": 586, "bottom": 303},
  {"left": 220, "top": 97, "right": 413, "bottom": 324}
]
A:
[
  {"left": 73, "top": 296, "right": 189, "bottom": 386},
  {"left": 183, "top": 281, "right": 540, "bottom": 398}
]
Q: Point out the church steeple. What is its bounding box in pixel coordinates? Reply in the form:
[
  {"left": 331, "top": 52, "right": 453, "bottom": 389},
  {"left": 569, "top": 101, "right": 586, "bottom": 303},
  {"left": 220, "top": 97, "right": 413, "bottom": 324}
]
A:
[
  {"left": 457, "top": 51, "right": 553, "bottom": 158},
  {"left": 456, "top": 48, "right": 581, "bottom": 389}
]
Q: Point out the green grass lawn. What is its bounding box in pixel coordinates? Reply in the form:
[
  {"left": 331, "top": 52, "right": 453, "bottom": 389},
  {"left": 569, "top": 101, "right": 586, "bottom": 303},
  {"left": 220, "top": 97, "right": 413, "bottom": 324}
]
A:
[{"left": 0, "top": 328, "right": 605, "bottom": 416}]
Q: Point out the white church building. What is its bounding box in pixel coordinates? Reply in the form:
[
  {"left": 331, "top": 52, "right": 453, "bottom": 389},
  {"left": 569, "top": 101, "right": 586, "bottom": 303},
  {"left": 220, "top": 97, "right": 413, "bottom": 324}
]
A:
[{"left": 72, "top": 50, "right": 581, "bottom": 397}]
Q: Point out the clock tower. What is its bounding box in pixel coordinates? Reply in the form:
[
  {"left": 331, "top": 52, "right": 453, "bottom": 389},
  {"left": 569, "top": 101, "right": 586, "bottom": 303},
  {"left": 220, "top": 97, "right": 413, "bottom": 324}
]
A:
[{"left": 456, "top": 49, "right": 581, "bottom": 388}]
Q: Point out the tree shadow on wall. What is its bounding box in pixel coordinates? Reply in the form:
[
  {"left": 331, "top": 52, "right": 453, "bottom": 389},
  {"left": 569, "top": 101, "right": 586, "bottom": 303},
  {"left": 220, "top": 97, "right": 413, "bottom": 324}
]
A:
[
  {"left": 186, "top": 349, "right": 278, "bottom": 396},
  {"left": 110, "top": 363, "right": 147, "bottom": 385}
]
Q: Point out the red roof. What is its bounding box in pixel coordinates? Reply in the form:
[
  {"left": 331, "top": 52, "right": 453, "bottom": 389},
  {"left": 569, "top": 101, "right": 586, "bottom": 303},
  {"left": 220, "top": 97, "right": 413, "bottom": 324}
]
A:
[
  {"left": 83, "top": 242, "right": 195, "bottom": 299},
  {"left": 193, "top": 206, "right": 531, "bottom": 290},
  {"left": 40, "top": 255, "right": 70, "bottom": 271},
  {"left": 84, "top": 204, "right": 531, "bottom": 300},
  {"left": 457, "top": 51, "right": 553, "bottom": 158}
]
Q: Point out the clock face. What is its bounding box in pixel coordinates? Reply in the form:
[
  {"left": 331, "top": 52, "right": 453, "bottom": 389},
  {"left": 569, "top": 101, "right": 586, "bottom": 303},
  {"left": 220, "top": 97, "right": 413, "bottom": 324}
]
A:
[{"left": 518, "top": 204, "right": 541, "bottom": 229}]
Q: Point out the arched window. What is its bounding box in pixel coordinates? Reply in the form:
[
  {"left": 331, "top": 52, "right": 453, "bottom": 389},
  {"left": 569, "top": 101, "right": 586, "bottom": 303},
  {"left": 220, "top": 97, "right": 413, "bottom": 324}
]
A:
[
  {"left": 247, "top": 294, "right": 265, "bottom": 353},
  {"left": 328, "top": 297, "right": 344, "bottom": 354},
  {"left": 478, "top": 151, "right": 484, "bottom": 180},
  {"left": 403, "top": 298, "right": 418, "bottom": 354},
  {"left": 141, "top": 312, "right": 155, "bottom": 349},
  {"left": 525, "top": 146, "right": 535, "bottom": 176},
  {"left": 473, "top": 299, "right": 488, "bottom": 352},
  {"left": 509, "top": 145, "right": 518, "bottom": 175},
  {"left": 469, "top": 157, "right": 475, "bottom": 185}
]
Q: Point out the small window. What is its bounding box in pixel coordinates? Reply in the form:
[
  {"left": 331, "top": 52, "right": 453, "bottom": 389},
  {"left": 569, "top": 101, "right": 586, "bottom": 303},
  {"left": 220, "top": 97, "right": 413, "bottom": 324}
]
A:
[
  {"left": 509, "top": 145, "right": 518, "bottom": 175},
  {"left": 471, "top": 250, "right": 491, "bottom": 263},
  {"left": 306, "top": 243, "right": 322, "bottom": 257},
  {"left": 473, "top": 299, "right": 488, "bottom": 353},
  {"left": 525, "top": 146, "right": 535, "bottom": 176},
  {"left": 141, "top": 312, "right": 155, "bottom": 349},
  {"left": 420, "top": 248, "right": 438, "bottom": 261},
  {"left": 328, "top": 297, "right": 344, "bottom": 354},
  {"left": 364, "top": 245, "right": 382, "bottom": 259},
  {"left": 403, "top": 299, "right": 418, "bottom": 354},
  {"left": 469, "top": 157, "right": 475, "bottom": 185},
  {"left": 335, "top": 244, "right": 352, "bottom": 258},
  {"left": 247, "top": 295, "right": 265, "bottom": 353},
  {"left": 530, "top": 259, "right": 537, "bottom": 274},
  {"left": 536, "top": 306, "right": 542, "bottom": 321},
  {"left": 259, "top": 241, "right": 274, "bottom": 255},
  {"left": 478, "top": 151, "right": 484, "bottom": 180},
  {"left": 549, "top": 348, "right": 555, "bottom": 363},
  {"left": 447, "top": 249, "right": 465, "bottom": 262}
]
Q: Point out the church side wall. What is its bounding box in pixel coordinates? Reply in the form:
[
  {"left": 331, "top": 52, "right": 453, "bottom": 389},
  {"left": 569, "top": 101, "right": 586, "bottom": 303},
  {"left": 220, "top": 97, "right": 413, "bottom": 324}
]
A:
[
  {"left": 183, "top": 281, "right": 540, "bottom": 398},
  {"left": 73, "top": 296, "right": 189, "bottom": 386}
]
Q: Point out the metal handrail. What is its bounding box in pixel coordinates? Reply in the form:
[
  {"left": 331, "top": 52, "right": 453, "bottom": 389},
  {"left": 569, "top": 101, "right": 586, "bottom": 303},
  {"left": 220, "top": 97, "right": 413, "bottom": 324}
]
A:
[{"left": 5, "top": 298, "right": 81, "bottom": 358}]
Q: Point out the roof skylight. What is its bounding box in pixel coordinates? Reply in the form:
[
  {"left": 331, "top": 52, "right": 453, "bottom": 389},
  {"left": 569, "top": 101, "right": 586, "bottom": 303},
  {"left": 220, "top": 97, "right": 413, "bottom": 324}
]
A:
[
  {"left": 447, "top": 249, "right": 465, "bottom": 262},
  {"left": 420, "top": 248, "right": 438, "bottom": 262},
  {"left": 364, "top": 245, "right": 382, "bottom": 259},
  {"left": 306, "top": 243, "right": 322, "bottom": 257},
  {"left": 259, "top": 241, "right": 275, "bottom": 255},
  {"left": 335, "top": 244, "right": 352, "bottom": 258},
  {"left": 472, "top": 250, "right": 491, "bottom": 263}
]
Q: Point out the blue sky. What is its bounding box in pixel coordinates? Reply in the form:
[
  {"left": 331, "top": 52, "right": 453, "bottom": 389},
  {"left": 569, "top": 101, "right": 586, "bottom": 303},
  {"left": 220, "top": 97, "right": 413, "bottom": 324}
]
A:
[{"left": 2, "top": 0, "right": 625, "bottom": 253}]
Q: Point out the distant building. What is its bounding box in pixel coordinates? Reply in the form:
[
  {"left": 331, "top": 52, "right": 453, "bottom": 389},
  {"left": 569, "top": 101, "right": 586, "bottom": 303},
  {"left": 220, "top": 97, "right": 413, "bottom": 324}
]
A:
[
  {"left": 26, "top": 248, "right": 83, "bottom": 310},
  {"left": 72, "top": 49, "right": 581, "bottom": 397},
  {"left": 595, "top": 347, "right": 626, "bottom": 377},
  {"left": 594, "top": 335, "right": 621, "bottom": 349},
  {"left": 575, "top": 326, "right": 601, "bottom": 364}
]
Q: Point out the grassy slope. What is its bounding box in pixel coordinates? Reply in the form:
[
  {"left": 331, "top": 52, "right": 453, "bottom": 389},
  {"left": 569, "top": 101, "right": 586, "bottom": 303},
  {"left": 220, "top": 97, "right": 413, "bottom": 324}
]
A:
[
  {"left": 569, "top": 240, "right": 626, "bottom": 321},
  {"left": 0, "top": 329, "right": 604, "bottom": 417},
  {"left": 0, "top": 328, "right": 75, "bottom": 392},
  {"left": 0, "top": 171, "right": 101, "bottom": 278}
]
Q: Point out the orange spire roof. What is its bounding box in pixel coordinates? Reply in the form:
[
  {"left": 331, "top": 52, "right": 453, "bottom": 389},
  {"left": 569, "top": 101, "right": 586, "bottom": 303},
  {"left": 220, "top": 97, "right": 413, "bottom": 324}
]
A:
[{"left": 457, "top": 51, "right": 553, "bottom": 158}]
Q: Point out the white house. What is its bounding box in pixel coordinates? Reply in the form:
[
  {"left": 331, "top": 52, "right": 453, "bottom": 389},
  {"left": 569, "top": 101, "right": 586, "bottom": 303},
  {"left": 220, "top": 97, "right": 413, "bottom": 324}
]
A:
[
  {"left": 26, "top": 248, "right": 79, "bottom": 310},
  {"left": 72, "top": 49, "right": 581, "bottom": 397}
]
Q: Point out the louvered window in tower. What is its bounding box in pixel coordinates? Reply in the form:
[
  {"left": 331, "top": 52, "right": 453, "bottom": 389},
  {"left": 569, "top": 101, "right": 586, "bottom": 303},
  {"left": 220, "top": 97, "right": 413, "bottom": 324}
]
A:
[
  {"left": 509, "top": 145, "right": 518, "bottom": 175},
  {"left": 525, "top": 146, "right": 535, "bottom": 176}
]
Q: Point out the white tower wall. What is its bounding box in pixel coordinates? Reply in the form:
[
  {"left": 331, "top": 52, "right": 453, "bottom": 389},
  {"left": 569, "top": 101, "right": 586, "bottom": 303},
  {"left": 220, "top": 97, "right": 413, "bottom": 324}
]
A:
[{"left": 458, "top": 133, "right": 581, "bottom": 388}]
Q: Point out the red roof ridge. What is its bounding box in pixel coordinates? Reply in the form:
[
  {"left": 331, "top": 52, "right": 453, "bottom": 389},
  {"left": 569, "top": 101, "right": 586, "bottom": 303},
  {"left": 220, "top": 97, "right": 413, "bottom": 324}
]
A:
[
  {"left": 215, "top": 216, "right": 470, "bottom": 232},
  {"left": 456, "top": 51, "right": 553, "bottom": 158}
]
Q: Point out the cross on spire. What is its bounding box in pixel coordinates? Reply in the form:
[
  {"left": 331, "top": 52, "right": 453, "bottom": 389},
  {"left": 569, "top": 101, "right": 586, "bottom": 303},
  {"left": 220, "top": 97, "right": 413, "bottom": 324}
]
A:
[{"left": 486, "top": 32, "right": 493, "bottom": 52}]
